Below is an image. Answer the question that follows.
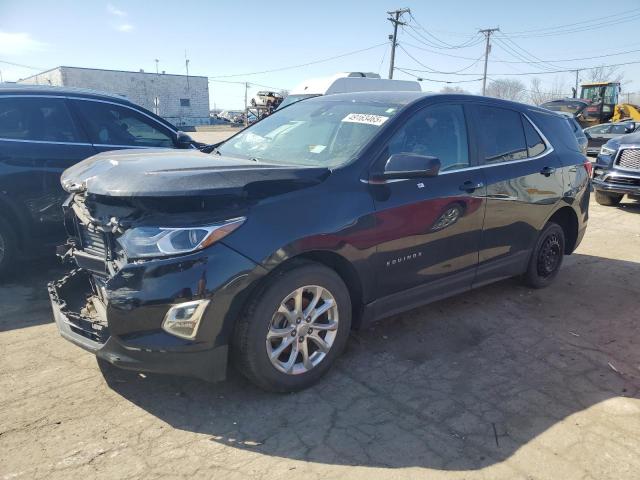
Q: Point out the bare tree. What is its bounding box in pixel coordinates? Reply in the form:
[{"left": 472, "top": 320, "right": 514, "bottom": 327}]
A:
[
  {"left": 485, "top": 78, "right": 526, "bottom": 102},
  {"left": 528, "top": 77, "right": 569, "bottom": 105},
  {"left": 279, "top": 89, "right": 290, "bottom": 98},
  {"left": 528, "top": 78, "right": 546, "bottom": 106},
  {"left": 440, "top": 85, "right": 469, "bottom": 94},
  {"left": 586, "top": 65, "right": 625, "bottom": 84}
]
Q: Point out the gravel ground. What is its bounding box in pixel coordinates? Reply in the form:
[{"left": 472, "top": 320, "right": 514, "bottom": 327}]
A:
[{"left": 1, "top": 197, "right": 639, "bottom": 480}]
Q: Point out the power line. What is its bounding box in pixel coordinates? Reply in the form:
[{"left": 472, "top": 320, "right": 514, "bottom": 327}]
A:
[
  {"left": 396, "top": 67, "right": 483, "bottom": 84},
  {"left": 398, "top": 59, "right": 640, "bottom": 76},
  {"left": 398, "top": 44, "right": 483, "bottom": 74},
  {"left": 208, "top": 42, "right": 387, "bottom": 79},
  {"left": 399, "top": 37, "right": 640, "bottom": 65},
  {"left": 498, "top": 35, "right": 567, "bottom": 71},
  {"left": 504, "top": 7, "right": 640, "bottom": 36},
  {"left": 0, "top": 59, "right": 47, "bottom": 71},
  {"left": 407, "top": 12, "right": 483, "bottom": 49},
  {"left": 502, "top": 12, "right": 640, "bottom": 38},
  {"left": 492, "top": 38, "right": 558, "bottom": 72}
]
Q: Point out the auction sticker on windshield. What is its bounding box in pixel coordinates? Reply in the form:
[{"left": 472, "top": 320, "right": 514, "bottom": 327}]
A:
[{"left": 342, "top": 113, "right": 389, "bottom": 126}]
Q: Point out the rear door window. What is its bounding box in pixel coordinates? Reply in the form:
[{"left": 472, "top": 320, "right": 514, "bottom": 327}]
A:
[
  {"left": 474, "top": 105, "right": 528, "bottom": 164},
  {"left": 73, "top": 100, "right": 175, "bottom": 148},
  {"left": 0, "top": 97, "right": 83, "bottom": 143},
  {"left": 522, "top": 116, "right": 547, "bottom": 157}
]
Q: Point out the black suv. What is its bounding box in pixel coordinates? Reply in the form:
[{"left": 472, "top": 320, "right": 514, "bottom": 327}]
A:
[
  {"left": 49, "top": 93, "right": 590, "bottom": 392},
  {"left": 593, "top": 131, "right": 640, "bottom": 205},
  {"left": 0, "top": 86, "right": 195, "bottom": 276}
]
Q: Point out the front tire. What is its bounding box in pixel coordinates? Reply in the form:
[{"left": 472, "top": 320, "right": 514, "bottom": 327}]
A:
[
  {"left": 233, "top": 262, "right": 351, "bottom": 392},
  {"left": 522, "top": 222, "right": 565, "bottom": 289},
  {"left": 595, "top": 190, "right": 623, "bottom": 206},
  {"left": 0, "top": 217, "right": 17, "bottom": 279}
]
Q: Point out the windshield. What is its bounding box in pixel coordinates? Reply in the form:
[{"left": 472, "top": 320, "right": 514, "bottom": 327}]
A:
[
  {"left": 581, "top": 85, "right": 618, "bottom": 105},
  {"left": 277, "top": 94, "right": 321, "bottom": 110},
  {"left": 217, "top": 99, "right": 401, "bottom": 167}
]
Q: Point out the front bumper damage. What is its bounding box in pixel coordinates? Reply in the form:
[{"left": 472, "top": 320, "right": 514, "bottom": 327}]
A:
[{"left": 49, "top": 242, "right": 265, "bottom": 382}]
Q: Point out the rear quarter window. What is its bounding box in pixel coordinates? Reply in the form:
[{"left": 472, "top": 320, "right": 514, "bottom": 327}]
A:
[{"left": 529, "top": 110, "right": 580, "bottom": 154}]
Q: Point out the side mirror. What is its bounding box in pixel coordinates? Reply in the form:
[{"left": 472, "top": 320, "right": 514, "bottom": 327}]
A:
[
  {"left": 175, "top": 131, "right": 194, "bottom": 149},
  {"left": 583, "top": 130, "right": 591, "bottom": 139},
  {"left": 382, "top": 153, "right": 441, "bottom": 179},
  {"left": 625, "top": 124, "right": 635, "bottom": 134}
]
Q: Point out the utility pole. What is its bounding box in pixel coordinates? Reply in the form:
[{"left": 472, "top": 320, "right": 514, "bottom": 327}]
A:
[
  {"left": 574, "top": 69, "right": 580, "bottom": 98},
  {"left": 244, "top": 82, "right": 249, "bottom": 127},
  {"left": 479, "top": 27, "right": 499, "bottom": 96},
  {"left": 155, "top": 59, "right": 159, "bottom": 75},
  {"left": 387, "top": 8, "right": 410, "bottom": 79},
  {"left": 185, "top": 50, "right": 190, "bottom": 91}
]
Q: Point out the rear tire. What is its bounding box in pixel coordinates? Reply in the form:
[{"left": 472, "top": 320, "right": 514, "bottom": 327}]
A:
[
  {"left": 595, "top": 190, "right": 623, "bottom": 206},
  {"left": 233, "top": 262, "right": 351, "bottom": 392},
  {"left": 522, "top": 222, "right": 565, "bottom": 289},
  {"left": 0, "top": 217, "right": 17, "bottom": 279}
]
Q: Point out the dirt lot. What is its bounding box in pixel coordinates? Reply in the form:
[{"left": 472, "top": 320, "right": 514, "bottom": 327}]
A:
[
  {"left": 1, "top": 197, "right": 639, "bottom": 480},
  {"left": 190, "top": 125, "right": 243, "bottom": 145}
]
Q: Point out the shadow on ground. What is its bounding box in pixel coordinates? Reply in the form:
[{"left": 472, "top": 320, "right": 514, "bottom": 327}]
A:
[
  {"left": 0, "top": 256, "right": 63, "bottom": 332},
  {"left": 617, "top": 199, "right": 640, "bottom": 214},
  {"left": 99, "top": 252, "right": 640, "bottom": 470}
]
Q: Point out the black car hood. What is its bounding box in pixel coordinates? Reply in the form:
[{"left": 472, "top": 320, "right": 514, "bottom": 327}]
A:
[{"left": 61, "top": 148, "right": 330, "bottom": 198}]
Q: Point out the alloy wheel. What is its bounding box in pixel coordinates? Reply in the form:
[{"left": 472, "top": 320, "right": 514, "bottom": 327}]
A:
[{"left": 266, "top": 285, "right": 339, "bottom": 375}]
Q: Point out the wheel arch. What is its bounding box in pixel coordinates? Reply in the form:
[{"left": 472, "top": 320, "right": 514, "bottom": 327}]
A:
[
  {"left": 546, "top": 206, "right": 580, "bottom": 254},
  {"left": 260, "top": 250, "right": 366, "bottom": 329}
]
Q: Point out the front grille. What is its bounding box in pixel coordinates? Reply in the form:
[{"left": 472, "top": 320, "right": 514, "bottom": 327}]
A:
[
  {"left": 78, "top": 224, "right": 107, "bottom": 258},
  {"left": 616, "top": 148, "right": 640, "bottom": 170},
  {"left": 605, "top": 176, "right": 640, "bottom": 187}
]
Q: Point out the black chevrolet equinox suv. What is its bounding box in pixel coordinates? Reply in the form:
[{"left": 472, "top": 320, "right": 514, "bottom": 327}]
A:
[{"left": 49, "top": 92, "right": 590, "bottom": 392}]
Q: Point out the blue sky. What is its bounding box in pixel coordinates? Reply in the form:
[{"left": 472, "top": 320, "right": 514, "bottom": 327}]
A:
[{"left": 1, "top": 0, "right": 639, "bottom": 109}]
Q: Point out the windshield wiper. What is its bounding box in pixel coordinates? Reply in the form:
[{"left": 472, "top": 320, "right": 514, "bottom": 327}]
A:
[{"left": 200, "top": 143, "right": 223, "bottom": 155}]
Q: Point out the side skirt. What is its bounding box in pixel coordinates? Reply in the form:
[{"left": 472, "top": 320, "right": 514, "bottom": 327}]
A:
[{"left": 359, "top": 250, "right": 531, "bottom": 328}]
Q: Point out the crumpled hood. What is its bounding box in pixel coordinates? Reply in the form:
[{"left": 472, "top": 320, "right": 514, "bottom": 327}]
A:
[{"left": 61, "top": 148, "right": 330, "bottom": 197}]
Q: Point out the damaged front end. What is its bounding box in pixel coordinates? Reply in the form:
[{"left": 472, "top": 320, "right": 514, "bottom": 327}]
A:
[
  {"left": 48, "top": 190, "right": 263, "bottom": 381},
  {"left": 48, "top": 149, "right": 328, "bottom": 380}
]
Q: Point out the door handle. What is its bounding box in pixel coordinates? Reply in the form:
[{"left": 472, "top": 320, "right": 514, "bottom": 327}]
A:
[
  {"left": 540, "top": 166, "right": 556, "bottom": 177},
  {"left": 459, "top": 180, "right": 484, "bottom": 192}
]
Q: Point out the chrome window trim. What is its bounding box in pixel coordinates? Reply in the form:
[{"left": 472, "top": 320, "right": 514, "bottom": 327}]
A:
[
  {"left": 92, "top": 144, "right": 160, "bottom": 149},
  {"left": 361, "top": 111, "right": 554, "bottom": 184},
  {"left": 0, "top": 137, "right": 92, "bottom": 146}
]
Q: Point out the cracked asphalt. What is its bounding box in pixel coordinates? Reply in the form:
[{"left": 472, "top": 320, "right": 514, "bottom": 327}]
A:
[{"left": 1, "top": 198, "right": 639, "bottom": 480}]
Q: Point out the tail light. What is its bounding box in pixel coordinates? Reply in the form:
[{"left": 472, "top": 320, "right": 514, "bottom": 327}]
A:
[{"left": 583, "top": 159, "right": 593, "bottom": 177}]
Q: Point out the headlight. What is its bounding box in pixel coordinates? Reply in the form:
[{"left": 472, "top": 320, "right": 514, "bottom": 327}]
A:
[
  {"left": 600, "top": 145, "right": 617, "bottom": 156},
  {"left": 116, "top": 217, "right": 245, "bottom": 258}
]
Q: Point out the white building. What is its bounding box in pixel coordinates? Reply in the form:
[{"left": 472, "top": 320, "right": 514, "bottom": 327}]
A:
[{"left": 18, "top": 66, "right": 210, "bottom": 126}]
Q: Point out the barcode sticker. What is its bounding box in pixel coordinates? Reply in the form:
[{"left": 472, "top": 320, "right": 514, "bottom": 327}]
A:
[{"left": 342, "top": 113, "right": 389, "bottom": 126}]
